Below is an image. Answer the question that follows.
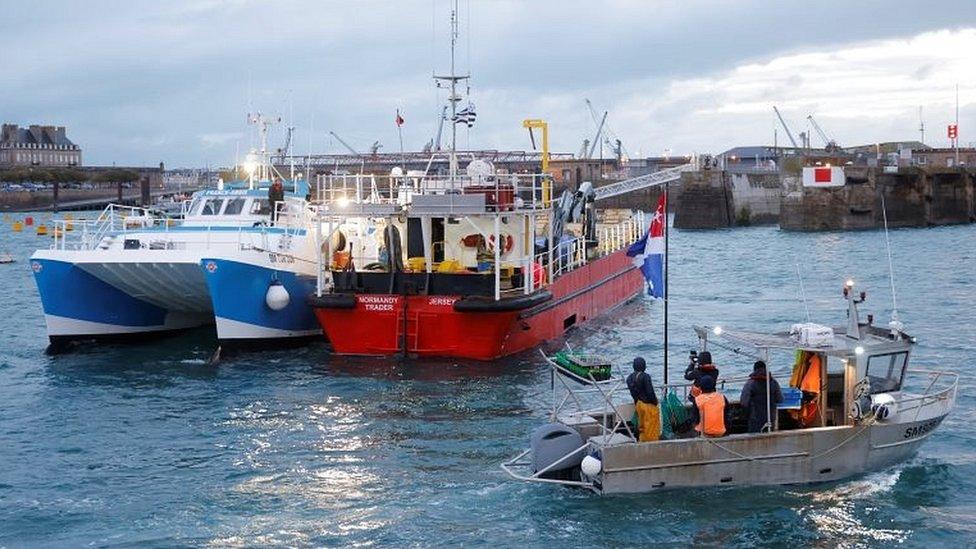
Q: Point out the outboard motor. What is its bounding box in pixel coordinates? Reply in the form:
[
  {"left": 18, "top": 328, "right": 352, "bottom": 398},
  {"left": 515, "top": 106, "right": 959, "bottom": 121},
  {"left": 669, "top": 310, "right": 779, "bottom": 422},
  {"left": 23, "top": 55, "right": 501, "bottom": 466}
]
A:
[{"left": 530, "top": 423, "right": 585, "bottom": 481}]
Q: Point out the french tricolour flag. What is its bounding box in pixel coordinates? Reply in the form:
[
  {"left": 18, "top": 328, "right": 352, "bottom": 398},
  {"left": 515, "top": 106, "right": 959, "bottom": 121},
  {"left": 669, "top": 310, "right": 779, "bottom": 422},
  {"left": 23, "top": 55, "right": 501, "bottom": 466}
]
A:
[{"left": 626, "top": 193, "right": 666, "bottom": 299}]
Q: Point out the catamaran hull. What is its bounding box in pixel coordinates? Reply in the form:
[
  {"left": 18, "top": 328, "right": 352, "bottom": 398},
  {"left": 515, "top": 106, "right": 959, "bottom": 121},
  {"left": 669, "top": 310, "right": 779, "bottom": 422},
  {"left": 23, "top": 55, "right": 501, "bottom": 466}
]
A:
[
  {"left": 310, "top": 250, "right": 643, "bottom": 360},
  {"left": 31, "top": 256, "right": 212, "bottom": 346},
  {"left": 201, "top": 256, "right": 321, "bottom": 348},
  {"left": 591, "top": 413, "right": 950, "bottom": 494}
]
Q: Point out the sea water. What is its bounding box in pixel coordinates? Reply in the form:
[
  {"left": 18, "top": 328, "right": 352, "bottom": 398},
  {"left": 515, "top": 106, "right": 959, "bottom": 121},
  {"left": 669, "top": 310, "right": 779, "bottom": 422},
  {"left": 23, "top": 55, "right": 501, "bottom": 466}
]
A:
[{"left": 0, "top": 217, "right": 973, "bottom": 546}]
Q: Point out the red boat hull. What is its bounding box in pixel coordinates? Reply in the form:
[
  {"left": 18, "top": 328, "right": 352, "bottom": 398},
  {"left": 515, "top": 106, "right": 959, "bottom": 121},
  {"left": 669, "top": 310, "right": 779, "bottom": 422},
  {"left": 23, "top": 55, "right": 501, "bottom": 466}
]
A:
[{"left": 312, "top": 250, "right": 643, "bottom": 360}]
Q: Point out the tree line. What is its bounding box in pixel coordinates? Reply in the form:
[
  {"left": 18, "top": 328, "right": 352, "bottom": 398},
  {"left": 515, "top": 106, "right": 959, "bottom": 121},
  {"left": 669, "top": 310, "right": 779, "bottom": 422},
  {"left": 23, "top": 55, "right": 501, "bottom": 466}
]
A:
[{"left": 0, "top": 168, "right": 142, "bottom": 184}]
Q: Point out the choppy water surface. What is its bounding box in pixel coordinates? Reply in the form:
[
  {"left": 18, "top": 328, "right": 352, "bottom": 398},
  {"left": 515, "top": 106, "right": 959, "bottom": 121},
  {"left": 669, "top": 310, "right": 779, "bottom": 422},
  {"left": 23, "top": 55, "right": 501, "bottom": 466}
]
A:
[{"left": 0, "top": 215, "right": 973, "bottom": 547}]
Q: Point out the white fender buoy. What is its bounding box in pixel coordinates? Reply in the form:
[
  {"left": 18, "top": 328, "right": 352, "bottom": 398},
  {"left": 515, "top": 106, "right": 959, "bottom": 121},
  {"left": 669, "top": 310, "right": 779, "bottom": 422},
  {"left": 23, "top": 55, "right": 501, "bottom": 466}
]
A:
[
  {"left": 581, "top": 455, "right": 602, "bottom": 477},
  {"left": 871, "top": 393, "right": 898, "bottom": 421},
  {"left": 265, "top": 281, "right": 290, "bottom": 311}
]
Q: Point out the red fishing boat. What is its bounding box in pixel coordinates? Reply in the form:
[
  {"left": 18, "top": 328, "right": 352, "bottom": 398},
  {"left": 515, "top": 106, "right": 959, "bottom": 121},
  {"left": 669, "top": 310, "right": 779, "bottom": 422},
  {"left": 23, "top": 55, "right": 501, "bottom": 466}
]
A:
[{"left": 306, "top": 169, "right": 652, "bottom": 360}]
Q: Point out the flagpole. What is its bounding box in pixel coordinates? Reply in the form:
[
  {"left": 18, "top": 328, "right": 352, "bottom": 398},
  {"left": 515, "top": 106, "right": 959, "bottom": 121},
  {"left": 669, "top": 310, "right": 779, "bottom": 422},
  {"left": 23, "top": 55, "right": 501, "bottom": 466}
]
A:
[
  {"left": 397, "top": 109, "right": 405, "bottom": 172},
  {"left": 663, "top": 182, "right": 669, "bottom": 386}
]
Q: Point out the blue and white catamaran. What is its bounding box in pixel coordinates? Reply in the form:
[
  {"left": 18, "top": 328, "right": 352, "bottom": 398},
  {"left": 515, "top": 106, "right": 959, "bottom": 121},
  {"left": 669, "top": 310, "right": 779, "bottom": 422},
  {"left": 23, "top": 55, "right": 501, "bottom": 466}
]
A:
[{"left": 31, "top": 114, "right": 323, "bottom": 350}]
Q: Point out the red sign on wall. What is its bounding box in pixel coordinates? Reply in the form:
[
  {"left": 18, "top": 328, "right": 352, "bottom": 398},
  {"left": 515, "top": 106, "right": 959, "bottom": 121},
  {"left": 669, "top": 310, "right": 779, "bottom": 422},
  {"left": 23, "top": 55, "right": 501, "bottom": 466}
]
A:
[{"left": 948, "top": 124, "right": 958, "bottom": 139}]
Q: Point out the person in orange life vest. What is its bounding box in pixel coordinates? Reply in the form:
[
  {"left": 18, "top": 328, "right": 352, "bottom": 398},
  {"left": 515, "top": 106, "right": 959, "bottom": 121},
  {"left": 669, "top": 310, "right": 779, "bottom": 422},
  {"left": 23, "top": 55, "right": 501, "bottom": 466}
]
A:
[
  {"left": 685, "top": 350, "right": 720, "bottom": 401},
  {"left": 690, "top": 375, "right": 729, "bottom": 437},
  {"left": 626, "top": 357, "right": 661, "bottom": 442}
]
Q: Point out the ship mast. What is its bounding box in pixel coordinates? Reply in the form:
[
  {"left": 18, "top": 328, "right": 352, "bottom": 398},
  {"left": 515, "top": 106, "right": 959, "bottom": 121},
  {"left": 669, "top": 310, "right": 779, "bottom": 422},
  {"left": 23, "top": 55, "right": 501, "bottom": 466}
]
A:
[{"left": 433, "top": 0, "right": 469, "bottom": 180}]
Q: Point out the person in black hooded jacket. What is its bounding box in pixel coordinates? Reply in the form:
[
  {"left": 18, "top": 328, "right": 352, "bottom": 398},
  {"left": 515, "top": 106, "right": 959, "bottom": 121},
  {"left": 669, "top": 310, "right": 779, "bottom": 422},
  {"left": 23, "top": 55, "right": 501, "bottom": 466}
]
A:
[
  {"left": 626, "top": 357, "right": 660, "bottom": 441},
  {"left": 739, "top": 360, "right": 783, "bottom": 433},
  {"left": 685, "top": 350, "right": 720, "bottom": 401}
]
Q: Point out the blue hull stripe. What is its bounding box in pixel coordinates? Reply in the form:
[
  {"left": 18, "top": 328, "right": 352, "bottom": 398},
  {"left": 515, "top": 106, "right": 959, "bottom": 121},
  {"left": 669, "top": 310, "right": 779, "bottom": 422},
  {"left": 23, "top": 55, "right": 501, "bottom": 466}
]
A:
[
  {"left": 201, "top": 258, "right": 318, "bottom": 332},
  {"left": 31, "top": 259, "right": 167, "bottom": 327}
]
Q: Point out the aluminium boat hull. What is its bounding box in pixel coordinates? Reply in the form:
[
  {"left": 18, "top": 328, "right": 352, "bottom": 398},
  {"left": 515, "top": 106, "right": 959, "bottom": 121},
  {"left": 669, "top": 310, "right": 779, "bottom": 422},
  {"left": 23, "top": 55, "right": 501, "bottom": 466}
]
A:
[{"left": 589, "top": 399, "right": 953, "bottom": 494}]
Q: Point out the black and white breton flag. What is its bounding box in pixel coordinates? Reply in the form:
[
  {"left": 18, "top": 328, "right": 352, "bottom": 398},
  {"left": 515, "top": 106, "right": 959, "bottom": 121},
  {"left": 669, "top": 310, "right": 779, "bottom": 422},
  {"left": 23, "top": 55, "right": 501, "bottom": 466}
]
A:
[{"left": 452, "top": 102, "right": 477, "bottom": 127}]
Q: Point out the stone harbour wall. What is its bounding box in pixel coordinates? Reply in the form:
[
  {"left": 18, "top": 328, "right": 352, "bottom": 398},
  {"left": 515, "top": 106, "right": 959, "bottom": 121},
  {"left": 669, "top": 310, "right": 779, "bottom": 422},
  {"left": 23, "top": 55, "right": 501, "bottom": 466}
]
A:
[{"left": 780, "top": 167, "right": 975, "bottom": 231}]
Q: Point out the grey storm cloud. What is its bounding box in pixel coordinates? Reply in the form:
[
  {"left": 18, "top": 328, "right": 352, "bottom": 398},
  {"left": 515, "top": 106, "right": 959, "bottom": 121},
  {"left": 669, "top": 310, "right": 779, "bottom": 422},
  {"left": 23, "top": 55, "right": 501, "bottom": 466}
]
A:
[{"left": 2, "top": 0, "right": 975, "bottom": 167}]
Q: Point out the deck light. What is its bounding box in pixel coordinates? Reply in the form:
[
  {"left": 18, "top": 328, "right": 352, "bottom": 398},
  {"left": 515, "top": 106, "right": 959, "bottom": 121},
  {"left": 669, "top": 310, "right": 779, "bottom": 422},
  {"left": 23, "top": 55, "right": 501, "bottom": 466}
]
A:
[
  {"left": 336, "top": 195, "right": 350, "bottom": 209},
  {"left": 713, "top": 326, "right": 723, "bottom": 336},
  {"left": 845, "top": 279, "right": 855, "bottom": 288},
  {"left": 854, "top": 346, "right": 865, "bottom": 356}
]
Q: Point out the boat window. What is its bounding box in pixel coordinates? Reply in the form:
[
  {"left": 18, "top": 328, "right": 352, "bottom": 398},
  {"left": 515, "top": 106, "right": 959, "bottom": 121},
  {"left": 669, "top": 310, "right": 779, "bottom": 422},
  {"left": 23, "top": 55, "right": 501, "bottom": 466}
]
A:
[
  {"left": 866, "top": 352, "right": 908, "bottom": 393},
  {"left": 198, "top": 198, "right": 223, "bottom": 216},
  {"left": 223, "top": 198, "right": 247, "bottom": 215},
  {"left": 251, "top": 199, "right": 271, "bottom": 215}
]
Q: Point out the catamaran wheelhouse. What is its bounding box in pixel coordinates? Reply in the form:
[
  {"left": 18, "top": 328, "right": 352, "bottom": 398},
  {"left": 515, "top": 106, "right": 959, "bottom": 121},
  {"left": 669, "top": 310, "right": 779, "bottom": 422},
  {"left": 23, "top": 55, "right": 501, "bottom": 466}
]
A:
[{"left": 306, "top": 168, "right": 647, "bottom": 360}]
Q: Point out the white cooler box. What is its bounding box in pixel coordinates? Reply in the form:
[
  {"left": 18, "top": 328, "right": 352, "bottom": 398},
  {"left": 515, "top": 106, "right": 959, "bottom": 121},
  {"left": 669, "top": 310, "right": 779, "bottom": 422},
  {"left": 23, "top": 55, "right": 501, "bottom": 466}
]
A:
[{"left": 790, "top": 323, "right": 834, "bottom": 347}]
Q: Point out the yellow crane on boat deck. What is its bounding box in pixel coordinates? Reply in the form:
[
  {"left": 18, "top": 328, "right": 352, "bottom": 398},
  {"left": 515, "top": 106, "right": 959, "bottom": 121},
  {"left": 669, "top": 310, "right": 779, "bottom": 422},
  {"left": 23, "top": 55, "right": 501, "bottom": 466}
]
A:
[{"left": 522, "top": 119, "right": 551, "bottom": 206}]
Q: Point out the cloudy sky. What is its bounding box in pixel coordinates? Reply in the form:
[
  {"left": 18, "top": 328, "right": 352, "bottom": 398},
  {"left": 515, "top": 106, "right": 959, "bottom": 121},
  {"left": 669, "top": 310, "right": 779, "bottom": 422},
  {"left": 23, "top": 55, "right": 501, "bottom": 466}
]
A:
[{"left": 3, "top": 0, "right": 975, "bottom": 167}]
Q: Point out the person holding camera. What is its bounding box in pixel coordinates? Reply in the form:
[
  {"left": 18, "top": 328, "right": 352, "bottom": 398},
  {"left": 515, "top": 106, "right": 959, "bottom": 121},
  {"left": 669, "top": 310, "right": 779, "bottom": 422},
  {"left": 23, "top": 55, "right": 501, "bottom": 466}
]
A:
[{"left": 685, "top": 350, "right": 720, "bottom": 400}]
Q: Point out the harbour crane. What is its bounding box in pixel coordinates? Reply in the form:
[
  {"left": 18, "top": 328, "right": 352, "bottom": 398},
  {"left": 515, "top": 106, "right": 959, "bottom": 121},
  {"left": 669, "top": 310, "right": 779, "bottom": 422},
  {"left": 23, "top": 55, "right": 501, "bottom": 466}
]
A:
[
  {"left": 578, "top": 139, "right": 590, "bottom": 158},
  {"left": 328, "top": 131, "right": 360, "bottom": 155},
  {"left": 277, "top": 126, "right": 295, "bottom": 180},
  {"left": 277, "top": 126, "right": 294, "bottom": 157},
  {"left": 584, "top": 99, "right": 628, "bottom": 160},
  {"left": 433, "top": 106, "right": 447, "bottom": 151},
  {"left": 522, "top": 118, "right": 552, "bottom": 205},
  {"left": 773, "top": 106, "right": 800, "bottom": 149},
  {"left": 807, "top": 115, "right": 840, "bottom": 151},
  {"left": 588, "top": 110, "right": 608, "bottom": 159}
]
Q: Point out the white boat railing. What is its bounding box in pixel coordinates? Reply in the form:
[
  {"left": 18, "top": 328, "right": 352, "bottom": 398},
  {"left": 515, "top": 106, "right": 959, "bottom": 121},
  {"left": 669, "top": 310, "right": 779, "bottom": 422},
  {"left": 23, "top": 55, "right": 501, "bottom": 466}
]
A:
[
  {"left": 48, "top": 200, "right": 315, "bottom": 252},
  {"left": 315, "top": 172, "right": 551, "bottom": 213},
  {"left": 897, "top": 369, "right": 958, "bottom": 420}
]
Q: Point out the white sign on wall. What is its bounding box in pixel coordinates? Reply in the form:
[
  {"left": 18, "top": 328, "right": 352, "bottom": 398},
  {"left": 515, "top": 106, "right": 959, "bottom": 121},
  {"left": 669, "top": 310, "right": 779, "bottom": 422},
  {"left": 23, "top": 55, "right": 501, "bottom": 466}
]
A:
[{"left": 802, "top": 166, "right": 846, "bottom": 187}]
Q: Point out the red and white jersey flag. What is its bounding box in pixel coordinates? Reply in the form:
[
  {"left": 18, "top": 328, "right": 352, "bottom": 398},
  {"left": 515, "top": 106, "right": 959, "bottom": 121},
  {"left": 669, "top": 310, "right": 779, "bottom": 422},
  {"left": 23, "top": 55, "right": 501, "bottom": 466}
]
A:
[
  {"left": 802, "top": 166, "right": 845, "bottom": 187},
  {"left": 626, "top": 192, "right": 666, "bottom": 298},
  {"left": 395, "top": 110, "right": 405, "bottom": 127}
]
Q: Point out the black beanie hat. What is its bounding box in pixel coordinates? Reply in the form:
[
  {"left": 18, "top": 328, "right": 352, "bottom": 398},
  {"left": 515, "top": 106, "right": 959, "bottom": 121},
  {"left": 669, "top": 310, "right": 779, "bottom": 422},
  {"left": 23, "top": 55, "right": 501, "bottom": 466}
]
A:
[
  {"left": 699, "top": 351, "right": 712, "bottom": 364},
  {"left": 699, "top": 375, "right": 716, "bottom": 392},
  {"left": 753, "top": 360, "right": 767, "bottom": 372},
  {"left": 633, "top": 357, "right": 646, "bottom": 372}
]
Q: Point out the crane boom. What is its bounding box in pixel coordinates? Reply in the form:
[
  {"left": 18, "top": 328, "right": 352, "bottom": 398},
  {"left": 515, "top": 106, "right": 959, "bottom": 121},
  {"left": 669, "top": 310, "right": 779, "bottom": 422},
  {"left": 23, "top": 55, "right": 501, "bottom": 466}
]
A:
[
  {"left": 773, "top": 106, "right": 800, "bottom": 148},
  {"left": 588, "top": 111, "right": 608, "bottom": 158},
  {"left": 806, "top": 115, "right": 833, "bottom": 147},
  {"left": 433, "top": 106, "right": 447, "bottom": 151},
  {"left": 328, "top": 131, "right": 359, "bottom": 155}
]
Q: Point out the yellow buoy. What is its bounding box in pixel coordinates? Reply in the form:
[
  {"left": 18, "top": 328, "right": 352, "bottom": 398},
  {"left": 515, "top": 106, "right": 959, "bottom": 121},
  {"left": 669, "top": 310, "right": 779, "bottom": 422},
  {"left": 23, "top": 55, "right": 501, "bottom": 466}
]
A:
[
  {"left": 36, "top": 224, "right": 49, "bottom": 236},
  {"left": 12, "top": 221, "right": 23, "bottom": 232}
]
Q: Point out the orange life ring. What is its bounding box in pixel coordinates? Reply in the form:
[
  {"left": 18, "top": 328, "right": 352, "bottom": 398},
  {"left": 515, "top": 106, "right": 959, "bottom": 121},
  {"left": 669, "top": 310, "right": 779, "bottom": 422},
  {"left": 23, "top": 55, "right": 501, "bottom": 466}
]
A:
[{"left": 487, "top": 234, "right": 514, "bottom": 254}]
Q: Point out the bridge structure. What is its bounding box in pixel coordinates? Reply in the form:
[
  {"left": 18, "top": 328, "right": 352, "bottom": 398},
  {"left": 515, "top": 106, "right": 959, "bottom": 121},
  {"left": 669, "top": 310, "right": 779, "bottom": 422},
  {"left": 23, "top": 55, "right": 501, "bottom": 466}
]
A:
[{"left": 593, "top": 163, "right": 697, "bottom": 201}]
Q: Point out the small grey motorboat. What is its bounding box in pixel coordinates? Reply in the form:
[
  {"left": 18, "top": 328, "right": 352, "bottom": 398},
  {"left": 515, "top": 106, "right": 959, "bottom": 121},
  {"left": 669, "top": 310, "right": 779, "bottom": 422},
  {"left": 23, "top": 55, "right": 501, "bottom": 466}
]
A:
[{"left": 502, "top": 281, "right": 957, "bottom": 494}]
